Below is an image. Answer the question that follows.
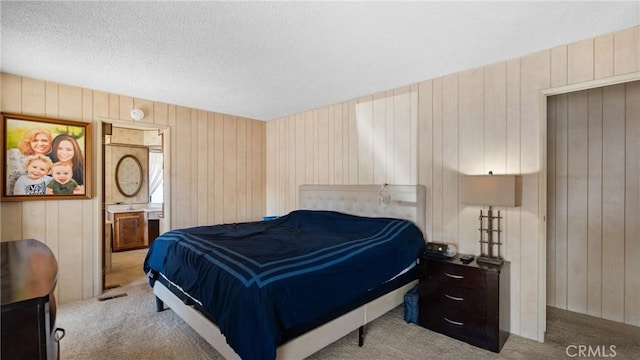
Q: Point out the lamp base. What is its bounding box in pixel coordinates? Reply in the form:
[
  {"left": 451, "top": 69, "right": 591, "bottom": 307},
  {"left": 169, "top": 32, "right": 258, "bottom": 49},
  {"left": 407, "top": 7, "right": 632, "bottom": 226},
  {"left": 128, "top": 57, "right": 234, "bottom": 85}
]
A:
[{"left": 476, "top": 256, "right": 504, "bottom": 266}]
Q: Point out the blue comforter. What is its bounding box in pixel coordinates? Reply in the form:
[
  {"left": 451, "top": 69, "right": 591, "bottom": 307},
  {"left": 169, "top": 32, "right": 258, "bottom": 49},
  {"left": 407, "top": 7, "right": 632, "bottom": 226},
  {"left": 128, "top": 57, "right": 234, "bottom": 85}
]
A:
[{"left": 143, "top": 210, "right": 425, "bottom": 359}]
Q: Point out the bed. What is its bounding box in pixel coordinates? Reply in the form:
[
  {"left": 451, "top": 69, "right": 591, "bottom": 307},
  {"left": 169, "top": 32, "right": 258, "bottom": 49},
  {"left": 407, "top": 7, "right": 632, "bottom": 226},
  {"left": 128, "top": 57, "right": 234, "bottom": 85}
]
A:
[{"left": 144, "top": 184, "right": 426, "bottom": 359}]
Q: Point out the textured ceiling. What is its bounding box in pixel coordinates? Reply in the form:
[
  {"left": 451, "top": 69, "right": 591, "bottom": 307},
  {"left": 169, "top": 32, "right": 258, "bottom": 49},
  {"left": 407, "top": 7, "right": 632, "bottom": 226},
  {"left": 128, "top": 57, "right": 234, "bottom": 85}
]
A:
[{"left": 1, "top": 1, "right": 638, "bottom": 121}]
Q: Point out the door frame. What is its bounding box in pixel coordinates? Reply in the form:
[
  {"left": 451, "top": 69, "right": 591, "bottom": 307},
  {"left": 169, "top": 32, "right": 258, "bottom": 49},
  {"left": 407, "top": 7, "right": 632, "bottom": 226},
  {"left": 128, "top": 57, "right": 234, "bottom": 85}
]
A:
[
  {"left": 537, "top": 71, "right": 640, "bottom": 341},
  {"left": 96, "top": 118, "right": 171, "bottom": 292}
]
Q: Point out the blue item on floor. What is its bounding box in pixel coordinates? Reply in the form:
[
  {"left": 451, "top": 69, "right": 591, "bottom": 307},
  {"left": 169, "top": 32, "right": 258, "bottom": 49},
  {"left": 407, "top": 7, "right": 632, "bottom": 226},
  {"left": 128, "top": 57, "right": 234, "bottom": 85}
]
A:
[{"left": 403, "top": 284, "right": 419, "bottom": 324}]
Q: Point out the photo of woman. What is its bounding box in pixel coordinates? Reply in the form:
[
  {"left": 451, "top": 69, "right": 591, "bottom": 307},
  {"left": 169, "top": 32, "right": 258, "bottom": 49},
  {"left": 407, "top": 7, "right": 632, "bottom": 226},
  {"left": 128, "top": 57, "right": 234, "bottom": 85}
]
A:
[
  {"left": 49, "top": 134, "right": 85, "bottom": 187},
  {"left": 6, "top": 127, "right": 53, "bottom": 195}
]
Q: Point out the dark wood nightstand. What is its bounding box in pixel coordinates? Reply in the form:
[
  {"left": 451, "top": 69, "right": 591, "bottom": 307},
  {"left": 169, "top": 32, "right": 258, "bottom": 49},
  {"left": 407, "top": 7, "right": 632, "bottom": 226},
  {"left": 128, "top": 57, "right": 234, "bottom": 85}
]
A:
[{"left": 418, "top": 253, "right": 510, "bottom": 352}]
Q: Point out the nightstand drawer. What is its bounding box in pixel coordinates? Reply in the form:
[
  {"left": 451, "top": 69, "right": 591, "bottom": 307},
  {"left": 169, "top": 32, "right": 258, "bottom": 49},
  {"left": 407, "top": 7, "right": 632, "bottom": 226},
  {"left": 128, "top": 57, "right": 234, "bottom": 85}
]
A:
[
  {"left": 420, "top": 281, "right": 486, "bottom": 315},
  {"left": 426, "top": 261, "right": 485, "bottom": 290},
  {"left": 423, "top": 306, "right": 486, "bottom": 341}
]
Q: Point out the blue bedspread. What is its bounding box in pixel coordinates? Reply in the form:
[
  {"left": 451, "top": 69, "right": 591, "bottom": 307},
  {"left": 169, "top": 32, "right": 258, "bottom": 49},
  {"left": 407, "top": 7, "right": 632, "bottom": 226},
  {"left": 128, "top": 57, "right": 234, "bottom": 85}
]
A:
[{"left": 143, "top": 210, "right": 425, "bottom": 360}]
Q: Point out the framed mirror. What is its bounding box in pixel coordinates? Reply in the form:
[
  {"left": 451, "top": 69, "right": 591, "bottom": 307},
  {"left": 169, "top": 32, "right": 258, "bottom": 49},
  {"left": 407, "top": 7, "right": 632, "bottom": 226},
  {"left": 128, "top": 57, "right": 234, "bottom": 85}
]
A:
[{"left": 115, "top": 155, "right": 143, "bottom": 197}]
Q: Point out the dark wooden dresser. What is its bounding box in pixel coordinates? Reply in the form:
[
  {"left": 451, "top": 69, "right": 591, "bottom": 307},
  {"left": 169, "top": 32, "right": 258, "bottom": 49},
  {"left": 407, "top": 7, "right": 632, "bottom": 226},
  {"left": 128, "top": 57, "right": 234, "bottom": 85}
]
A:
[
  {"left": 418, "top": 253, "right": 510, "bottom": 352},
  {"left": 1, "top": 239, "right": 65, "bottom": 360}
]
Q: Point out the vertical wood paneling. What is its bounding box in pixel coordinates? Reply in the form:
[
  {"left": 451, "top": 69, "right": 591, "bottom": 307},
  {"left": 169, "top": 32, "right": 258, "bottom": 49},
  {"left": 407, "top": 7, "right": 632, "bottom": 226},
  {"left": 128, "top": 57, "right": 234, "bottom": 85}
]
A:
[
  {"left": 348, "top": 100, "right": 358, "bottom": 184},
  {"left": 223, "top": 115, "right": 237, "bottom": 222},
  {"left": 333, "top": 105, "right": 344, "bottom": 184},
  {"left": 505, "top": 58, "right": 522, "bottom": 334},
  {"left": 385, "top": 91, "right": 395, "bottom": 184},
  {"left": 168, "top": 105, "right": 178, "bottom": 225},
  {"left": 207, "top": 113, "right": 216, "bottom": 224},
  {"left": 2, "top": 73, "right": 22, "bottom": 113},
  {"left": 371, "top": 93, "right": 385, "bottom": 184},
  {"left": 197, "top": 110, "right": 209, "bottom": 225},
  {"left": 519, "top": 49, "right": 549, "bottom": 340},
  {"left": 357, "top": 96, "right": 374, "bottom": 184},
  {"left": 108, "top": 94, "right": 118, "bottom": 119},
  {"left": 410, "top": 84, "right": 418, "bottom": 183},
  {"left": 551, "top": 46, "right": 568, "bottom": 87},
  {"left": 458, "top": 68, "right": 484, "bottom": 254},
  {"left": 305, "top": 111, "right": 315, "bottom": 185},
  {"left": 118, "top": 96, "right": 134, "bottom": 121},
  {"left": 295, "top": 115, "right": 305, "bottom": 197},
  {"left": 431, "top": 78, "right": 444, "bottom": 242},
  {"left": 327, "top": 106, "right": 335, "bottom": 184},
  {"left": 45, "top": 82, "right": 59, "bottom": 119},
  {"left": 236, "top": 117, "right": 247, "bottom": 221},
  {"left": 190, "top": 109, "right": 199, "bottom": 224},
  {"left": 484, "top": 63, "right": 507, "bottom": 174},
  {"left": 253, "top": 121, "right": 265, "bottom": 219},
  {"left": 313, "top": 110, "right": 319, "bottom": 184},
  {"left": 568, "top": 39, "right": 594, "bottom": 84},
  {"left": 566, "top": 91, "right": 588, "bottom": 313},
  {"left": 21, "top": 77, "right": 45, "bottom": 115},
  {"left": 624, "top": 82, "right": 640, "bottom": 326},
  {"left": 601, "top": 84, "right": 626, "bottom": 323},
  {"left": 318, "top": 108, "right": 329, "bottom": 185},
  {"left": 442, "top": 75, "right": 458, "bottom": 244},
  {"left": 342, "top": 104, "right": 350, "bottom": 184},
  {"left": 594, "top": 34, "right": 614, "bottom": 79},
  {"left": 614, "top": 26, "right": 640, "bottom": 75},
  {"left": 586, "top": 88, "right": 603, "bottom": 318},
  {"left": 394, "top": 88, "right": 412, "bottom": 185},
  {"left": 174, "top": 106, "right": 191, "bottom": 228},
  {"left": 418, "top": 80, "right": 433, "bottom": 241}
]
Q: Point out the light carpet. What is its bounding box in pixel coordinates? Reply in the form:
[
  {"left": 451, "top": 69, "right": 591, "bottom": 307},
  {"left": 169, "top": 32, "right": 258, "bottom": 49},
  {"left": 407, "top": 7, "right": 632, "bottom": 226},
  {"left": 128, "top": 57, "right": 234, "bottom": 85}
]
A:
[{"left": 57, "top": 281, "right": 640, "bottom": 359}]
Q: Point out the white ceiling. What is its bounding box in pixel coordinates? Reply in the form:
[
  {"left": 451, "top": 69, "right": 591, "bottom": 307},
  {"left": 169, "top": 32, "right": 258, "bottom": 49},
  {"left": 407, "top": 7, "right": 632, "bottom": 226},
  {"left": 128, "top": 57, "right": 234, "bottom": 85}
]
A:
[{"left": 1, "top": 1, "right": 638, "bottom": 121}]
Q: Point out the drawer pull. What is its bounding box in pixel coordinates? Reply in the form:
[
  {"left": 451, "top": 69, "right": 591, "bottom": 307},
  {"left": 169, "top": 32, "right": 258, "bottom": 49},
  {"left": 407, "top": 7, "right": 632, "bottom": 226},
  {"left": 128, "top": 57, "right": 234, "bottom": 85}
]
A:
[
  {"left": 445, "top": 293, "right": 464, "bottom": 301},
  {"left": 444, "top": 317, "right": 464, "bottom": 326},
  {"left": 444, "top": 272, "right": 464, "bottom": 279}
]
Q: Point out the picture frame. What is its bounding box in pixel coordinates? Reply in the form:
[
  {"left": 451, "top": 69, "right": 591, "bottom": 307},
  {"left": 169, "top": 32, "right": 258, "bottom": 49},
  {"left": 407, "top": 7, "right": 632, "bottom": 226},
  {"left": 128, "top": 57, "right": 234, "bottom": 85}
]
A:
[{"left": 1, "top": 113, "right": 92, "bottom": 201}]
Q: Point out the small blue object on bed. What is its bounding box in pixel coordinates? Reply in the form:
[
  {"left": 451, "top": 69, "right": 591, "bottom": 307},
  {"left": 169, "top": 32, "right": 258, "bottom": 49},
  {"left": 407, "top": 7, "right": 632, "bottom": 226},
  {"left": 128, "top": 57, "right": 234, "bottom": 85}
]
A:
[{"left": 144, "top": 210, "right": 425, "bottom": 360}]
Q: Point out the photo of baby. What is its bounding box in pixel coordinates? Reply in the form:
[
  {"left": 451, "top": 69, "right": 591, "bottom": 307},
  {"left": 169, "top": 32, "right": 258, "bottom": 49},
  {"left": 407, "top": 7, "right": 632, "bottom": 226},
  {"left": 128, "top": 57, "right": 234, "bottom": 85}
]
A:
[
  {"left": 47, "top": 161, "right": 83, "bottom": 195},
  {"left": 13, "top": 154, "right": 53, "bottom": 195}
]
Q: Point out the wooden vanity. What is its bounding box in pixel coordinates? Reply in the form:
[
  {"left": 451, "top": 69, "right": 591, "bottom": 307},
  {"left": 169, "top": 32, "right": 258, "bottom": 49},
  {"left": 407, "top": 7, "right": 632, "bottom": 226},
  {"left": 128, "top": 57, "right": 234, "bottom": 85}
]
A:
[
  {"left": 108, "top": 207, "right": 162, "bottom": 252},
  {"left": 112, "top": 211, "right": 147, "bottom": 251}
]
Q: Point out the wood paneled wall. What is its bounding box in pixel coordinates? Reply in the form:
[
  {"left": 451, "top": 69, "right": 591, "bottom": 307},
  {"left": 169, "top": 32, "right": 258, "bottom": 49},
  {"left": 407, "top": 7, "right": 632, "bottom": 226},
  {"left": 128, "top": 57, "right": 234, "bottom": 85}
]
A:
[
  {"left": 0, "top": 74, "right": 265, "bottom": 303},
  {"left": 266, "top": 26, "right": 640, "bottom": 341},
  {"left": 266, "top": 86, "right": 418, "bottom": 215},
  {"left": 547, "top": 82, "right": 640, "bottom": 326}
]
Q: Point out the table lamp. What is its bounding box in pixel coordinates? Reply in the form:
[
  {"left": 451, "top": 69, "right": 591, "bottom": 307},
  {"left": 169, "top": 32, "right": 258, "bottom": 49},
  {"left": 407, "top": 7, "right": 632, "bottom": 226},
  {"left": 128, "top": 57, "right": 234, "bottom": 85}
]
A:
[{"left": 460, "top": 171, "right": 522, "bottom": 265}]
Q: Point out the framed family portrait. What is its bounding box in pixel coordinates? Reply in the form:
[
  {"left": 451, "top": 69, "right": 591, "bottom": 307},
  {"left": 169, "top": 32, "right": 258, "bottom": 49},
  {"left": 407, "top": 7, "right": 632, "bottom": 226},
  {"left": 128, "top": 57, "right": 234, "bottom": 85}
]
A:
[{"left": 2, "top": 113, "right": 92, "bottom": 201}]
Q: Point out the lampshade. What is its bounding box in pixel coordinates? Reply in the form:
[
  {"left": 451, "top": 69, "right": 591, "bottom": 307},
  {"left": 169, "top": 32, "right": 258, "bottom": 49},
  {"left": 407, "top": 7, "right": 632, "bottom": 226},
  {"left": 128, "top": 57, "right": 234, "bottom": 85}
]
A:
[{"left": 460, "top": 174, "right": 522, "bottom": 207}]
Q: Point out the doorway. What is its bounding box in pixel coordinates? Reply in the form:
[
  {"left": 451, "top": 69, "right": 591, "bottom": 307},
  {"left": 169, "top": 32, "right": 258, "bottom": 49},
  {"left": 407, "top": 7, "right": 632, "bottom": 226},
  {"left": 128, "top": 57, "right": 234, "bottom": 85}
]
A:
[
  {"left": 546, "top": 81, "right": 639, "bottom": 324},
  {"left": 101, "top": 121, "right": 170, "bottom": 291}
]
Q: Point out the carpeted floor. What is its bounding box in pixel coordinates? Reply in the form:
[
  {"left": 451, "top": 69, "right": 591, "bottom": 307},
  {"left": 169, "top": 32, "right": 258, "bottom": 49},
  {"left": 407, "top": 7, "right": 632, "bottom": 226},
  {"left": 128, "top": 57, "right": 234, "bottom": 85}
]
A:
[{"left": 57, "top": 281, "right": 640, "bottom": 359}]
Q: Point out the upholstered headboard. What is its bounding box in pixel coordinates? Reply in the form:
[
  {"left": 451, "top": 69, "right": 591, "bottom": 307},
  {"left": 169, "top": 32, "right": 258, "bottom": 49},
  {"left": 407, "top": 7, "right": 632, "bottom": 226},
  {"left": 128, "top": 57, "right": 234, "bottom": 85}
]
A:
[{"left": 298, "top": 184, "right": 426, "bottom": 236}]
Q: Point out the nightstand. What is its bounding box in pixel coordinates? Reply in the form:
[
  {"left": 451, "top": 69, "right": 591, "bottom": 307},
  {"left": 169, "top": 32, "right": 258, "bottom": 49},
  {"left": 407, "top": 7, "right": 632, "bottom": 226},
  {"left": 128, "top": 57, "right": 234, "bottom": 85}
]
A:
[{"left": 418, "top": 253, "right": 510, "bottom": 352}]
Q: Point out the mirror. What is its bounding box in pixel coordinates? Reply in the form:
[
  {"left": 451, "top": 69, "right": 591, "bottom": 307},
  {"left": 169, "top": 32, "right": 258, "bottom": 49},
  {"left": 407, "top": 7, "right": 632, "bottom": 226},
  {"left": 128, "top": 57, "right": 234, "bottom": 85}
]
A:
[{"left": 115, "top": 155, "right": 143, "bottom": 197}]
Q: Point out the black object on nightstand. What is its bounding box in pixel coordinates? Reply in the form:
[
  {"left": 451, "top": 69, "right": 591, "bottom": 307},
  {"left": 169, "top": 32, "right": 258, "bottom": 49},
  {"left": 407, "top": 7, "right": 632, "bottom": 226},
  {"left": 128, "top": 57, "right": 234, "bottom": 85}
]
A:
[{"left": 418, "top": 253, "right": 510, "bottom": 352}]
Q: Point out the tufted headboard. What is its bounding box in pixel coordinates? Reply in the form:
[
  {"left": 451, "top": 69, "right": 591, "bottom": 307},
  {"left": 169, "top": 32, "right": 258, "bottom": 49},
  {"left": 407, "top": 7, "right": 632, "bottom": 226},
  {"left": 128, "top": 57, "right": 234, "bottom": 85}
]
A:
[{"left": 298, "top": 184, "right": 426, "bottom": 237}]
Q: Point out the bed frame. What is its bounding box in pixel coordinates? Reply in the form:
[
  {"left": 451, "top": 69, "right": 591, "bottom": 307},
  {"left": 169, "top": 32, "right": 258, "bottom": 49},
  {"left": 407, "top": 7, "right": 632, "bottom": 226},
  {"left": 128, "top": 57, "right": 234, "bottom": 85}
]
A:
[{"left": 153, "top": 184, "right": 426, "bottom": 359}]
